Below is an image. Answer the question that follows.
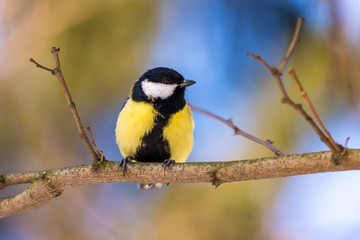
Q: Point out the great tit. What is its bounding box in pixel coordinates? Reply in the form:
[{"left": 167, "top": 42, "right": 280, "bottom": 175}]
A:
[{"left": 115, "top": 67, "right": 195, "bottom": 189}]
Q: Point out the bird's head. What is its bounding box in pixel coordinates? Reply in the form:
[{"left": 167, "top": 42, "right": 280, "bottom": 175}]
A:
[{"left": 132, "top": 67, "right": 195, "bottom": 102}]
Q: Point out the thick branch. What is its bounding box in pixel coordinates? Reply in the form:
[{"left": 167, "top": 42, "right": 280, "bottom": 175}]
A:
[{"left": 1, "top": 149, "right": 360, "bottom": 218}]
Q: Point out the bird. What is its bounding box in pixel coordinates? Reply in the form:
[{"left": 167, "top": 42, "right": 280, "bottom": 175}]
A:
[{"left": 115, "top": 67, "right": 195, "bottom": 189}]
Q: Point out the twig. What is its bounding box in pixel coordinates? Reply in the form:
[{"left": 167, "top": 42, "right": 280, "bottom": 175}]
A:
[
  {"left": 245, "top": 53, "right": 333, "bottom": 151},
  {"left": 246, "top": 17, "right": 343, "bottom": 157},
  {"left": 100, "top": 151, "right": 104, "bottom": 163},
  {"left": 188, "top": 103, "right": 284, "bottom": 156},
  {"left": 246, "top": 52, "right": 289, "bottom": 99},
  {"left": 30, "top": 47, "right": 100, "bottom": 163},
  {"left": 87, "top": 126, "right": 105, "bottom": 162},
  {"left": 87, "top": 127, "right": 100, "bottom": 156},
  {"left": 247, "top": 17, "right": 305, "bottom": 101},
  {"left": 278, "top": 17, "right": 305, "bottom": 74},
  {"left": 29, "top": 58, "right": 55, "bottom": 74},
  {"left": 288, "top": 68, "right": 341, "bottom": 153},
  {"left": 1, "top": 149, "right": 360, "bottom": 218},
  {"left": 342, "top": 137, "right": 350, "bottom": 155}
]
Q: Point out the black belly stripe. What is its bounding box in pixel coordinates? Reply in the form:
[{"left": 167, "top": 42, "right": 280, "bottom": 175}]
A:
[{"left": 134, "top": 114, "right": 171, "bottom": 163}]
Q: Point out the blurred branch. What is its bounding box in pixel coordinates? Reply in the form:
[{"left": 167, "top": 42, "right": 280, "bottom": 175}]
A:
[
  {"left": 288, "top": 68, "right": 340, "bottom": 152},
  {"left": 1, "top": 149, "right": 360, "bottom": 218},
  {"left": 87, "top": 126, "right": 105, "bottom": 163},
  {"left": 278, "top": 17, "right": 304, "bottom": 74},
  {"left": 30, "top": 48, "right": 101, "bottom": 164},
  {"left": 188, "top": 103, "right": 284, "bottom": 156},
  {"left": 246, "top": 17, "right": 344, "bottom": 160}
]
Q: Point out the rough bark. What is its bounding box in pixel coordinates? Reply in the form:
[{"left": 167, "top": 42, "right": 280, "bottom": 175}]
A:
[{"left": 1, "top": 149, "right": 359, "bottom": 218}]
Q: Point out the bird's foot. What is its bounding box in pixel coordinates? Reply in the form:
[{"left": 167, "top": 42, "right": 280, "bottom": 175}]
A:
[
  {"left": 162, "top": 159, "right": 175, "bottom": 172},
  {"left": 119, "top": 156, "right": 133, "bottom": 177}
]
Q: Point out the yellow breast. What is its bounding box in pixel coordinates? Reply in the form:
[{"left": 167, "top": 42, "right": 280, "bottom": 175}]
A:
[
  {"left": 163, "top": 104, "right": 194, "bottom": 162},
  {"left": 115, "top": 99, "right": 157, "bottom": 158}
]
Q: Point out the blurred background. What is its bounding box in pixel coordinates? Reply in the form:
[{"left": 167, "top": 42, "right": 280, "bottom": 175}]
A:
[{"left": 1, "top": 0, "right": 360, "bottom": 239}]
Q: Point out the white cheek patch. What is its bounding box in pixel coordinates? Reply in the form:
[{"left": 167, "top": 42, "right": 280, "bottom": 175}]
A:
[{"left": 141, "top": 79, "right": 177, "bottom": 100}]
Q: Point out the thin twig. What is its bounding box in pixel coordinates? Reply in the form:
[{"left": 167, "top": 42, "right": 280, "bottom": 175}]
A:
[
  {"left": 188, "top": 103, "right": 284, "bottom": 156},
  {"left": 100, "top": 151, "right": 104, "bottom": 163},
  {"left": 278, "top": 17, "right": 305, "bottom": 74},
  {"left": 288, "top": 68, "right": 341, "bottom": 153},
  {"left": 30, "top": 47, "right": 100, "bottom": 163},
  {"left": 50, "top": 47, "right": 100, "bottom": 163},
  {"left": 282, "top": 97, "right": 337, "bottom": 153},
  {"left": 245, "top": 53, "right": 273, "bottom": 72},
  {"left": 246, "top": 52, "right": 289, "bottom": 99},
  {"left": 246, "top": 18, "right": 305, "bottom": 100},
  {"left": 87, "top": 126, "right": 100, "bottom": 156},
  {"left": 342, "top": 137, "right": 350, "bottom": 155},
  {"left": 29, "top": 58, "right": 55, "bottom": 74},
  {"left": 246, "top": 52, "right": 335, "bottom": 152},
  {"left": 246, "top": 17, "right": 342, "bottom": 156}
]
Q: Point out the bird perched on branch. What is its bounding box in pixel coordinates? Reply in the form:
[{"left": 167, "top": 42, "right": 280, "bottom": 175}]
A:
[{"left": 115, "top": 67, "right": 195, "bottom": 189}]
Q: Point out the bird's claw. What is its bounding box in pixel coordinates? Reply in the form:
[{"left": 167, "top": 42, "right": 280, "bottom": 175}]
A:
[
  {"left": 119, "top": 157, "right": 133, "bottom": 177},
  {"left": 162, "top": 159, "right": 175, "bottom": 172}
]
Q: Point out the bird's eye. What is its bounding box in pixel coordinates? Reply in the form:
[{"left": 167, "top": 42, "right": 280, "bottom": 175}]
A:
[{"left": 163, "top": 77, "right": 171, "bottom": 84}]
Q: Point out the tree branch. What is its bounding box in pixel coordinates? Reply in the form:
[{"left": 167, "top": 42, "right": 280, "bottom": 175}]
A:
[
  {"left": 188, "top": 103, "right": 284, "bottom": 156},
  {"left": 246, "top": 17, "right": 344, "bottom": 158},
  {"left": 288, "top": 68, "right": 341, "bottom": 153},
  {"left": 1, "top": 149, "right": 359, "bottom": 218},
  {"left": 30, "top": 48, "right": 100, "bottom": 164},
  {"left": 278, "top": 17, "right": 305, "bottom": 74},
  {"left": 246, "top": 51, "right": 338, "bottom": 154}
]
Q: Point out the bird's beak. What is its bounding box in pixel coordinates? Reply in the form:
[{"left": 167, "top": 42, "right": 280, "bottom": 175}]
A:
[{"left": 180, "top": 80, "right": 196, "bottom": 88}]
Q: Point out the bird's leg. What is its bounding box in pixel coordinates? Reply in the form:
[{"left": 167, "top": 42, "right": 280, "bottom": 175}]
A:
[
  {"left": 162, "top": 159, "right": 175, "bottom": 172},
  {"left": 119, "top": 156, "right": 133, "bottom": 177}
]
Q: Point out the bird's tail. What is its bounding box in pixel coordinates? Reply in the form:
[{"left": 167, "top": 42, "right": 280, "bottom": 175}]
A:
[{"left": 138, "top": 183, "right": 163, "bottom": 190}]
